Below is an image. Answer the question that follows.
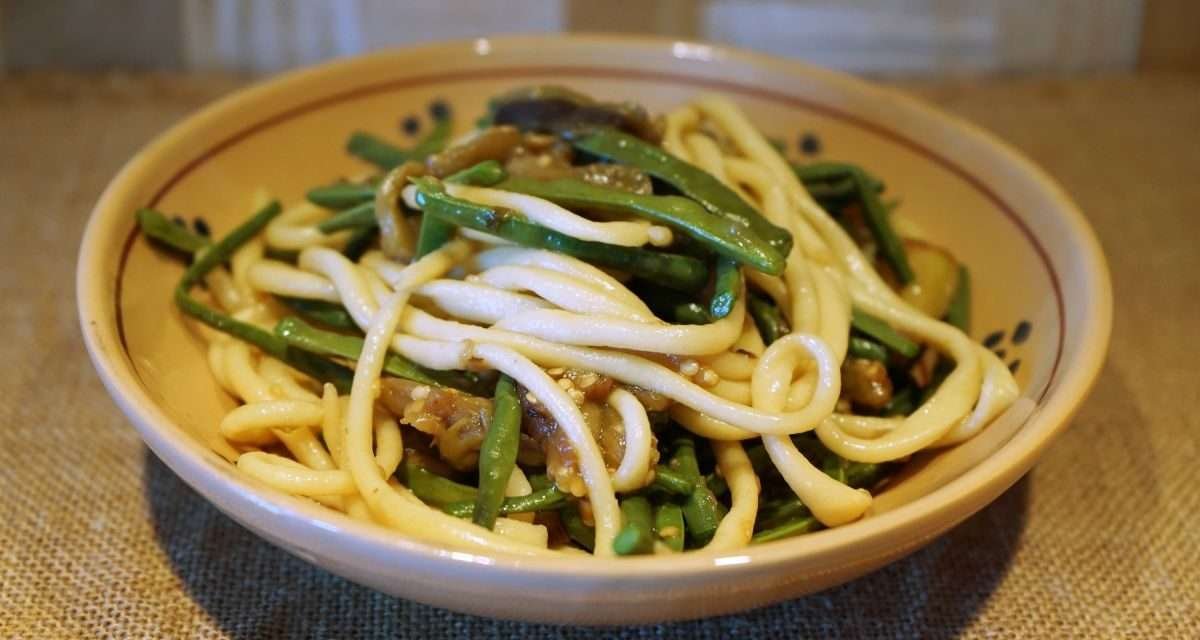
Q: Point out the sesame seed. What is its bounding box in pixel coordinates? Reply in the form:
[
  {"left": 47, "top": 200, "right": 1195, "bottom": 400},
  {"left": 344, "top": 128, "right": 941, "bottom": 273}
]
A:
[
  {"left": 410, "top": 385, "right": 430, "bottom": 400},
  {"left": 577, "top": 373, "right": 598, "bottom": 388},
  {"left": 699, "top": 369, "right": 719, "bottom": 386},
  {"left": 525, "top": 392, "right": 539, "bottom": 405},
  {"left": 547, "top": 367, "right": 565, "bottom": 376},
  {"left": 679, "top": 360, "right": 700, "bottom": 377},
  {"left": 557, "top": 377, "right": 575, "bottom": 391},
  {"left": 568, "top": 389, "right": 585, "bottom": 404}
]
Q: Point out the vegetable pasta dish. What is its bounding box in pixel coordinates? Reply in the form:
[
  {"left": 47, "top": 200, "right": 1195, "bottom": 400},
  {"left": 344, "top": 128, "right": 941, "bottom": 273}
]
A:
[{"left": 136, "top": 87, "right": 1018, "bottom": 557}]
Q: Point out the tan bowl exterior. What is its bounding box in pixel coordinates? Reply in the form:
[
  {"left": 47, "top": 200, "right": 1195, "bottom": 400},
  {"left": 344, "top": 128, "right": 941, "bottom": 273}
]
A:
[{"left": 77, "top": 35, "right": 1111, "bottom": 624}]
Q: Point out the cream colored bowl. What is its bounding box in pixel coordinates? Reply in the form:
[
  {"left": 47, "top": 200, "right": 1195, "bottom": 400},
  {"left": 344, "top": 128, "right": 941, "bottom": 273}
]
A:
[{"left": 77, "top": 35, "right": 1110, "bottom": 623}]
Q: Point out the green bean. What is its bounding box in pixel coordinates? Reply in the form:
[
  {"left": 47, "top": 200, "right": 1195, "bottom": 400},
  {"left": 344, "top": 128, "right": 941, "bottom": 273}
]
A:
[
  {"left": 317, "top": 201, "right": 375, "bottom": 234},
  {"left": 402, "top": 459, "right": 477, "bottom": 507},
  {"left": 472, "top": 375, "right": 521, "bottom": 529},
  {"left": 276, "top": 297, "right": 359, "bottom": 331},
  {"left": 752, "top": 515, "right": 821, "bottom": 543},
  {"left": 683, "top": 484, "right": 726, "bottom": 547},
  {"left": 306, "top": 182, "right": 376, "bottom": 210},
  {"left": 792, "top": 162, "right": 885, "bottom": 193},
  {"left": 442, "top": 487, "right": 567, "bottom": 519},
  {"left": 748, "top": 293, "right": 790, "bottom": 345},
  {"left": 137, "top": 208, "right": 210, "bottom": 254},
  {"left": 945, "top": 265, "right": 971, "bottom": 332},
  {"left": 569, "top": 128, "right": 793, "bottom": 255},
  {"left": 561, "top": 502, "right": 595, "bottom": 551},
  {"left": 415, "top": 160, "right": 509, "bottom": 259},
  {"left": 346, "top": 132, "right": 409, "bottom": 170},
  {"left": 173, "top": 202, "right": 354, "bottom": 392},
  {"left": 494, "top": 176, "right": 785, "bottom": 275},
  {"left": 527, "top": 473, "right": 554, "bottom": 492},
  {"left": 274, "top": 316, "right": 453, "bottom": 388},
  {"left": 628, "top": 280, "right": 710, "bottom": 324},
  {"left": 709, "top": 257, "right": 743, "bottom": 319},
  {"left": 856, "top": 171, "right": 913, "bottom": 284},
  {"left": 667, "top": 435, "right": 702, "bottom": 482},
  {"left": 668, "top": 435, "right": 726, "bottom": 546},
  {"left": 881, "top": 386, "right": 916, "bottom": 417},
  {"left": 851, "top": 309, "right": 920, "bottom": 358},
  {"left": 408, "top": 115, "right": 453, "bottom": 159},
  {"left": 612, "top": 496, "right": 655, "bottom": 555},
  {"left": 411, "top": 177, "right": 708, "bottom": 291},
  {"left": 654, "top": 503, "right": 686, "bottom": 552},
  {"left": 848, "top": 335, "right": 888, "bottom": 361},
  {"left": 347, "top": 115, "right": 454, "bottom": 170},
  {"left": 342, "top": 225, "right": 378, "bottom": 261},
  {"left": 444, "top": 159, "right": 507, "bottom": 187},
  {"left": 706, "top": 472, "right": 728, "bottom": 498},
  {"left": 803, "top": 176, "right": 858, "bottom": 200},
  {"left": 756, "top": 497, "right": 811, "bottom": 532},
  {"left": 651, "top": 465, "right": 695, "bottom": 496}
]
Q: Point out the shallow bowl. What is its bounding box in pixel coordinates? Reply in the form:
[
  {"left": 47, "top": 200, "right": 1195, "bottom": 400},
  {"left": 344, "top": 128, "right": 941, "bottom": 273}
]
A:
[{"left": 77, "top": 34, "right": 1111, "bottom": 623}]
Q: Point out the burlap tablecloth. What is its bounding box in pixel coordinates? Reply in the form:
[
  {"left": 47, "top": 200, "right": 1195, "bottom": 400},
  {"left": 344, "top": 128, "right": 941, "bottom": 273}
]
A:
[{"left": 2, "top": 71, "right": 1196, "bottom": 638}]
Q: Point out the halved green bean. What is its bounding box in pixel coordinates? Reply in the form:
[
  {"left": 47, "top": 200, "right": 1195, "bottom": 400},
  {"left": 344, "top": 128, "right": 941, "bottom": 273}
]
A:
[
  {"left": 612, "top": 496, "right": 655, "bottom": 555},
  {"left": 173, "top": 202, "right": 354, "bottom": 392},
  {"left": 346, "top": 132, "right": 408, "bottom": 170},
  {"left": 570, "top": 128, "right": 793, "bottom": 255},
  {"left": 755, "top": 497, "right": 811, "bottom": 532},
  {"left": 561, "top": 502, "right": 595, "bottom": 551},
  {"left": 402, "top": 459, "right": 477, "bottom": 507},
  {"left": 683, "top": 484, "right": 726, "bottom": 547},
  {"left": 882, "top": 386, "right": 916, "bottom": 417},
  {"left": 137, "top": 208, "right": 210, "bottom": 254},
  {"left": 274, "top": 316, "right": 445, "bottom": 387},
  {"left": 848, "top": 335, "right": 888, "bottom": 361},
  {"left": 792, "top": 162, "right": 885, "bottom": 193},
  {"left": 856, "top": 171, "right": 913, "bottom": 284},
  {"left": 411, "top": 177, "right": 708, "bottom": 291},
  {"left": 667, "top": 435, "right": 702, "bottom": 482},
  {"left": 307, "top": 182, "right": 376, "bottom": 210},
  {"left": 528, "top": 473, "right": 554, "bottom": 492},
  {"left": 472, "top": 375, "right": 522, "bottom": 529},
  {"left": 445, "top": 159, "right": 508, "bottom": 187},
  {"left": 408, "top": 115, "right": 453, "bottom": 159},
  {"left": 651, "top": 465, "right": 695, "bottom": 496},
  {"left": 706, "top": 472, "right": 728, "bottom": 498},
  {"left": 494, "top": 176, "right": 785, "bottom": 275},
  {"left": 851, "top": 309, "right": 920, "bottom": 358},
  {"left": 443, "top": 487, "right": 567, "bottom": 519},
  {"left": 668, "top": 435, "right": 726, "bottom": 546},
  {"left": 751, "top": 515, "right": 821, "bottom": 543},
  {"left": 709, "top": 257, "right": 743, "bottom": 319},
  {"left": 347, "top": 115, "right": 454, "bottom": 170},
  {"left": 945, "top": 265, "right": 971, "bottom": 332},
  {"left": 276, "top": 297, "right": 359, "bottom": 331},
  {"left": 415, "top": 160, "right": 508, "bottom": 259},
  {"left": 748, "top": 293, "right": 790, "bottom": 345},
  {"left": 317, "top": 201, "right": 375, "bottom": 234},
  {"left": 654, "top": 503, "right": 686, "bottom": 552}
]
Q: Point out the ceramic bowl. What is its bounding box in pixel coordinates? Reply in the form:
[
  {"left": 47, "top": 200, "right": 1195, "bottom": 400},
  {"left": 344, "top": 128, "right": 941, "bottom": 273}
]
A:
[{"left": 77, "top": 35, "right": 1111, "bottom": 623}]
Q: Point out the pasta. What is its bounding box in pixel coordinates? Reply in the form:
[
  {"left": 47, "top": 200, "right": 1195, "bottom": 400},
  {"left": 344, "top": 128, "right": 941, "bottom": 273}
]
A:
[{"left": 141, "top": 87, "right": 1018, "bottom": 558}]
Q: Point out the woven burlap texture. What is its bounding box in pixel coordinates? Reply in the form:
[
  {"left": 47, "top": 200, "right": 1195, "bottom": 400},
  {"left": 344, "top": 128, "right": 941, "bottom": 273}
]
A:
[{"left": 2, "top": 72, "right": 1196, "bottom": 639}]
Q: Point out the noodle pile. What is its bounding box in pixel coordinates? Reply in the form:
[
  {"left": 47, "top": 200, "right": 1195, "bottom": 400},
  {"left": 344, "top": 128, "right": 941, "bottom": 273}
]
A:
[{"left": 161, "top": 93, "right": 1017, "bottom": 557}]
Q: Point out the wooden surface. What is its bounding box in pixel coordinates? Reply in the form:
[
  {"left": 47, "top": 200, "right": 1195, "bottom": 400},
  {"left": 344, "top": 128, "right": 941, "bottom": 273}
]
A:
[{"left": 1, "top": 71, "right": 1197, "bottom": 637}]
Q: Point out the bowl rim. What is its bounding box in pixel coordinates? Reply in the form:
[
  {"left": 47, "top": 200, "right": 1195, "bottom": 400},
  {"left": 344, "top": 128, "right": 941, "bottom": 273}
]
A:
[{"left": 76, "top": 33, "right": 1112, "bottom": 579}]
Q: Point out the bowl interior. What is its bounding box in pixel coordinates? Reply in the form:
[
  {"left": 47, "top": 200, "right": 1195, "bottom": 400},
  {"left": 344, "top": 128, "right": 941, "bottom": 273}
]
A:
[{"left": 80, "top": 36, "right": 1108, "bottom": 610}]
